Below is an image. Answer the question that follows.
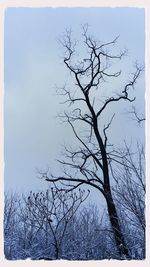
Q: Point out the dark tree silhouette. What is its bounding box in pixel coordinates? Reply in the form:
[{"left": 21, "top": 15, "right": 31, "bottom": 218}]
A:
[{"left": 41, "top": 25, "right": 144, "bottom": 258}]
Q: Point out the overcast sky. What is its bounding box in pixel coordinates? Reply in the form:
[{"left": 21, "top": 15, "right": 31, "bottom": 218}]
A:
[{"left": 4, "top": 7, "right": 145, "bottom": 196}]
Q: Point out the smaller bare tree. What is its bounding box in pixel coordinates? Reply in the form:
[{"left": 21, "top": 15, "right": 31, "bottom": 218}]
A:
[{"left": 20, "top": 188, "right": 89, "bottom": 259}]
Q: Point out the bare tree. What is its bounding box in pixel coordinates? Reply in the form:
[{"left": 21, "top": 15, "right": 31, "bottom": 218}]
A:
[
  {"left": 20, "top": 188, "right": 89, "bottom": 259},
  {"left": 41, "top": 25, "right": 144, "bottom": 258}
]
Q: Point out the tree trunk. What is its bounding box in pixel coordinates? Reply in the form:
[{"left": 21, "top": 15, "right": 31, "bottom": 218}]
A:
[
  {"left": 93, "top": 120, "right": 129, "bottom": 258},
  {"left": 55, "top": 246, "right": 59, "bottom": 259},
  {"left": 105, "top": 189, "right": 130, "bottom": 258}
]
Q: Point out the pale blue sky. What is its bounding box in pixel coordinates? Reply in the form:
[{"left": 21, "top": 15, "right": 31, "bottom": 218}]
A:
[{"left": 4, "top": 7, "right": 145, "bottom": 194}]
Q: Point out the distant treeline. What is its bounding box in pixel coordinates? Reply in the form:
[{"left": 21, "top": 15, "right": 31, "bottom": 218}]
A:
[{"left": 4, "top": 180, "right": 145, "bottom": 260}]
